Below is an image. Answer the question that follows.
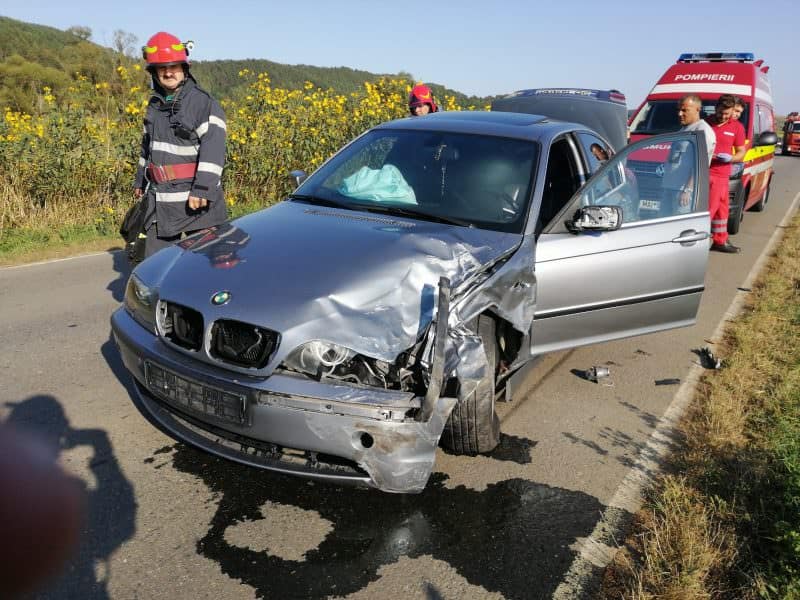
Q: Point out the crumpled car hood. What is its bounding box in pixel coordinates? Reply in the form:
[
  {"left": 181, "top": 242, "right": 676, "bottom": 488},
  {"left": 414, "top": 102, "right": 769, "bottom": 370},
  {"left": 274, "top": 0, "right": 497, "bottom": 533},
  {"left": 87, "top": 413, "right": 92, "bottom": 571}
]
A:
[{"left": 142, "top": 201, "right": 521, "bottom": 364}]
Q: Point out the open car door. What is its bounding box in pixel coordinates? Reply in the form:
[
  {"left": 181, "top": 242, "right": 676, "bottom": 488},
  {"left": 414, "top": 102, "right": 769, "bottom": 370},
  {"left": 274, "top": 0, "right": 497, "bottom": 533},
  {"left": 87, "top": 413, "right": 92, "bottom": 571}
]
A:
[{"left": 530, "top": 130, "right": 710, "bottom": 355}]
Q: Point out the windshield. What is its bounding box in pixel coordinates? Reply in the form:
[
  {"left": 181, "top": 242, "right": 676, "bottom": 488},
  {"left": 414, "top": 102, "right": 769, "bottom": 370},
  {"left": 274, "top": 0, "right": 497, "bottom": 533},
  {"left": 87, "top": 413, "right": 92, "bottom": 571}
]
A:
[
  {"left": 791, "top": 122, "right": 800, "bottom": 133},
  {"left": 630, "top": 99, "right": 749, "bottom": 135},
  {"left": 294, "top": 129, "right": 538, "bottom": 233}
]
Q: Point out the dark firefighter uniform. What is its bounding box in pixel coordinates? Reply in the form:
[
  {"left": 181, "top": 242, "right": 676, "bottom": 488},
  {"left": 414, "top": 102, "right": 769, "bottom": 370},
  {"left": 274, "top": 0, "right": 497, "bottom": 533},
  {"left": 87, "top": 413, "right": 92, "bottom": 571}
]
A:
[{"left": 134, "top": 31, "right": 227, "bottom": 258}]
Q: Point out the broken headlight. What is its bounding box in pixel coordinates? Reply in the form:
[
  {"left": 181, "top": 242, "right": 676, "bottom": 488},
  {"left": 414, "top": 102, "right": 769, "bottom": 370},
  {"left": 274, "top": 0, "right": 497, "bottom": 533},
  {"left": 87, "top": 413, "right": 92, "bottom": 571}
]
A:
[
  {"left": 280, "top": 341, "right": 414, "bottom": 390},
  {"left": 124, "top": 274, "right": 158, "bottom": 332}
]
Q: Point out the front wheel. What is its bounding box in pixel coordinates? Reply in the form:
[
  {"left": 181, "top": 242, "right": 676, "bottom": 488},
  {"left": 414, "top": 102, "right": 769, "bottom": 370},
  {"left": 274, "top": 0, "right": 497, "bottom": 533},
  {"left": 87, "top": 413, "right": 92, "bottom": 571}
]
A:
[
  {"left": 727, "top": 185, "right": 746, "bottom": 235},
  {"left": 441, "top": 315, "right": 500, "bottom": 455},
  {"left": 750, "top": 179, "right": 771, "bottom": 212}
]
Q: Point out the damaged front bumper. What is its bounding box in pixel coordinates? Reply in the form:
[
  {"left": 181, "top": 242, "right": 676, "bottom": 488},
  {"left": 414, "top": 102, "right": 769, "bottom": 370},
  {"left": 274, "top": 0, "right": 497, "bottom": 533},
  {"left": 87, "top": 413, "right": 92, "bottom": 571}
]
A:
[{"left": 111, "top": 308, "right": 457, "bottom": 493}]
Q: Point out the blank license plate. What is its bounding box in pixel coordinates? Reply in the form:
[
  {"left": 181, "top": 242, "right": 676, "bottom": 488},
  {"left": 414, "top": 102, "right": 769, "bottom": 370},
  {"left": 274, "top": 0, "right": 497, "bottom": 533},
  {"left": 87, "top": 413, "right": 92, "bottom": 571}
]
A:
[
  {"left": 145, "top": 361, "right": 247, "bottom": 425},
  {"left": 639, "top": 199, "right": 661, "bottom": 211}
]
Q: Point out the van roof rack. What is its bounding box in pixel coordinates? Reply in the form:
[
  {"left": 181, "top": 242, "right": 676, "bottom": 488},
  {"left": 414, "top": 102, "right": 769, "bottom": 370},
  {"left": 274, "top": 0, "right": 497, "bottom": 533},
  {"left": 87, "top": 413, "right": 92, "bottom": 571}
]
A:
[{"left": 678, "top": 52, "right": 755, "bottom": 63}]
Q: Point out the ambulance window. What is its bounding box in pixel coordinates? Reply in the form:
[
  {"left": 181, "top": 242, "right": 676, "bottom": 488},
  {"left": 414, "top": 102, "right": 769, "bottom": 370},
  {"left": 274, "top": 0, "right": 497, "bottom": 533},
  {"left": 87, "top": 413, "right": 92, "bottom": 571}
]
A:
[
  {"left": 630, "top": 101, "right": 680, "bottom": 134},
  {"left": 757, "top": 105, "right": 774, "bottom": 134},
  {"left": 753, "top": 106, "right": 762, "bottom": 136}
]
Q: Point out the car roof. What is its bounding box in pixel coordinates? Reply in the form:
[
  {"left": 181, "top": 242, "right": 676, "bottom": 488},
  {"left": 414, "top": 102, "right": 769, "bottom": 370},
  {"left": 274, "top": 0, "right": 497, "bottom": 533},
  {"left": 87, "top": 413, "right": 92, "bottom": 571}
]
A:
[{"left": 376, "top": 110, "right": 585, "bottom": 142}]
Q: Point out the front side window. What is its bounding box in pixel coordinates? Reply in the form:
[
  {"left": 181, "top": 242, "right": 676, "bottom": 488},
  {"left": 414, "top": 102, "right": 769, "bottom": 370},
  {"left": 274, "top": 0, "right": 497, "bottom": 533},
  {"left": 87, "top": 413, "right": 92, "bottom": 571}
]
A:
[
  {"left": 296, "top": 129, "right": 538, "bottom": 233},
  {"left": 576, "top": 132, "right": 614, "bottom": 175},
  {"left": 756, "top": 104, "right": 774, "bottom": 135},
  {"left": 580, "top": 134, "right": 701, "bottom": 224}
]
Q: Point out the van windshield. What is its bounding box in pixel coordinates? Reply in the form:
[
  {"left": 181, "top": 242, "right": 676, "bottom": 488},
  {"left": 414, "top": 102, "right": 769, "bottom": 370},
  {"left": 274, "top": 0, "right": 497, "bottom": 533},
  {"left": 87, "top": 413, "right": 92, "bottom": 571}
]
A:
[
  {"left": 630, "top": 100, "right": 749, "bottom": 134},
  {"left": 790, "top": 122, "right": 800, "bottom": 133}
]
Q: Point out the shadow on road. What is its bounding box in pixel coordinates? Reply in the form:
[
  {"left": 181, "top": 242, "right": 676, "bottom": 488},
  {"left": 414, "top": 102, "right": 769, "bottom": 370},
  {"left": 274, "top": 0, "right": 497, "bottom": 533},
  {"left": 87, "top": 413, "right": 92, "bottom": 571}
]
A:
[
  {"left": 106, "top": 250, "right": 132, "bottom": 303},
  {"left": 158, "top": 443, "right": 607, "bottom": 600},
  {"left": 101, "top": 334, "right": 137, "bottom": 400},
  {"left": 3, "top": 394, "right": 137, "bottom": 600}
]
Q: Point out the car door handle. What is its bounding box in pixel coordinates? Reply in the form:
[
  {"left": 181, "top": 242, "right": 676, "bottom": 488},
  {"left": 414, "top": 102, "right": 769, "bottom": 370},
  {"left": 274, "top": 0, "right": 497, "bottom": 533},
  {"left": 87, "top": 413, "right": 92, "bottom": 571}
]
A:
[{"left": 672, "top": 229, "right": 709, "bottom": 245}]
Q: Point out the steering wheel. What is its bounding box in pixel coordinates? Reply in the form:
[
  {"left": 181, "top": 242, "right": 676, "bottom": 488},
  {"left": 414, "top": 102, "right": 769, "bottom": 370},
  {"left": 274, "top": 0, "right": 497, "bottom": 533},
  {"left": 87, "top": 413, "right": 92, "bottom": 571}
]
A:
[{"left": 449, "top": 187, "right": 519, "bottom": 222}]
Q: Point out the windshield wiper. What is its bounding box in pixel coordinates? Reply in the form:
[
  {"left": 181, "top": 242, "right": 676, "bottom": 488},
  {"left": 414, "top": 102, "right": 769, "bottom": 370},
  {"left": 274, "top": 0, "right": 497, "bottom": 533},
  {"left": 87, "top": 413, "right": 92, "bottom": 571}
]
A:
[
  {"left": 288, "top": 194, "right": 352, "bottom": 210},
  {"left": 358, "top": 204, "right": 473, "bottom": 228}
]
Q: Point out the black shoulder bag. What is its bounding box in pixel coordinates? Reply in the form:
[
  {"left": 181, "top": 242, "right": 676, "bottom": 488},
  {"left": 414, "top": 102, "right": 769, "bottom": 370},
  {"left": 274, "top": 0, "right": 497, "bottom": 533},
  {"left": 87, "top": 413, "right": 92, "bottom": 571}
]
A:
[{"left": 119, "top": 197, "right": 148, "bottom": 263}]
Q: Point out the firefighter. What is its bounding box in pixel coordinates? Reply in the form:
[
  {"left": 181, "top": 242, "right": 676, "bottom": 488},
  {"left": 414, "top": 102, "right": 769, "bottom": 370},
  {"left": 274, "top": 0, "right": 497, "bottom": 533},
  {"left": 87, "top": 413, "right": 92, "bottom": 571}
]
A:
[
  {"left": 134, "top": 31, "right": 227, "bottom": 259},
  {"left": 408, "top": 83, "right": 439, "bottom": 116}
]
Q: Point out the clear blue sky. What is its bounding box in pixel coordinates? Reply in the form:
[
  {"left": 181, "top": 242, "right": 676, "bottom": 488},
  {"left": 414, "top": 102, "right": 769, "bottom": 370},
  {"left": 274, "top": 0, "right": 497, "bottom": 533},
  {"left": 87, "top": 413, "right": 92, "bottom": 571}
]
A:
[{"left": 3, "top": 1, "right": 796, "bottom": 115}]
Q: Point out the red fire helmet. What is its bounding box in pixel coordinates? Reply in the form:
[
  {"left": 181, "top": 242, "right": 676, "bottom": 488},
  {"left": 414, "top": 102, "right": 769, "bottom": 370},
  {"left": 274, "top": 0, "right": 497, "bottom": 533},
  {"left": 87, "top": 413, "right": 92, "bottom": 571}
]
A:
[
  {"left": 409, "top": 83, "right": 438, "bottom": 114},
  {"left": 142, "top": 31, "right": 190, "bottom": 69}
]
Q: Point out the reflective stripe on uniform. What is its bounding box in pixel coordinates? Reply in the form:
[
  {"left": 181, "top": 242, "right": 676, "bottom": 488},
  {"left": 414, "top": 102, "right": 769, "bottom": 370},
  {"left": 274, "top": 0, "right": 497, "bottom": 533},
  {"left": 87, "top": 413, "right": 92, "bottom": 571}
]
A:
[
  {"left": 152, "top": 141, "right": 199, "bottom": 157},
  {"left": 195, "top": 115, "right": 227, "bottom": 138},
  {"left": 197, "top": 161, "right": 223, "bottom": 176},
  {"left": 711, "top": 219, "right": 728, "bottom": 233},
  {"left": 156, "top": 190, "right": 191, "bottom": 203}
]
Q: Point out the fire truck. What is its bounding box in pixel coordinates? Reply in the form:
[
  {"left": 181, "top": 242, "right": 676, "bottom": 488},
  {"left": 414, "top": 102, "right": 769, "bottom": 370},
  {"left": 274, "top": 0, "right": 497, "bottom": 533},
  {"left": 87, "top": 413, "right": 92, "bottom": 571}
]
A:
[
  {"left": 782, "top": 112, "right": 800, "bottom": 155},
  {"left": 628, "top": 52, "right": 777, "bottom": 234}
]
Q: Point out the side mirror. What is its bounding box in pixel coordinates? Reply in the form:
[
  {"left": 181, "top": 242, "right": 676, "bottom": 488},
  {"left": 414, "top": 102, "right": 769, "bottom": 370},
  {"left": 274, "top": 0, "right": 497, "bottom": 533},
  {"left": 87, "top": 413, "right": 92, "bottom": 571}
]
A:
[
  {"left": 755, "top": 131, "right": 778, "bottom": 147},
  {"left": 289, "top": 169, "right": 308, "bottom": 188},
  {"left": 566, "top": 205, "right": 623, "bottom": 233}
]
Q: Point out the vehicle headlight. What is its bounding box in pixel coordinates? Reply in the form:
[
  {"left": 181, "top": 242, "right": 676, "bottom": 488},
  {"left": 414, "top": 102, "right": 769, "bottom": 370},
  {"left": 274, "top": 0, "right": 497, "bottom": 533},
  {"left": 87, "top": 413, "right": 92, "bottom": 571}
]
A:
[
  {"left": 282, "top": 341, "right": 355, "bottom": 377},
  {"left": 124, "top": 274, "right": 158, "bottom": 332},
  {"left": 281, "top": 340, "right": 401, "bottom": 388},
  {"left": 729, "top": 162, "right": 745, "bottom": 179}
]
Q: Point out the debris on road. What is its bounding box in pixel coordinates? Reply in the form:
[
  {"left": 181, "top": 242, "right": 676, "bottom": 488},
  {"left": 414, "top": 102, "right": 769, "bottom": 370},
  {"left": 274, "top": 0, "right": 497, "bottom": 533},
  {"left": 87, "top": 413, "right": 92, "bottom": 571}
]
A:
[
  {"left": 696, "top": 346, "right": 723, "bottom": 369},
  {"left": 586, "top": 366, "right": 611, "bottom": 383},
  {"left": 655, "top": 378, "right": 681, "bottom": 386}
]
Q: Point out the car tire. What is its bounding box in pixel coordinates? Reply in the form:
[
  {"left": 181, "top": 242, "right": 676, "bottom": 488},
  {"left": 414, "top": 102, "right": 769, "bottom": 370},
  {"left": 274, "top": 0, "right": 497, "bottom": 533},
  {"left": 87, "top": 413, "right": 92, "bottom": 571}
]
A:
[
  {"left": 727, "top": 185, "right": 746, "bottom": 235},
  {"left": 750, "top": 178, "right": 770, "bottom": 212},
  {"left": 441, "top": 315, "right": 500, "bottom": 455}
]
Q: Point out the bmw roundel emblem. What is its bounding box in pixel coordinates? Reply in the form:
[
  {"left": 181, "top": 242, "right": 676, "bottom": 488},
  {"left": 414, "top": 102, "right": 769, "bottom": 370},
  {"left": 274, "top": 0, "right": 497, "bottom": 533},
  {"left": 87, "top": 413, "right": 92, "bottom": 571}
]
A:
[{"left": 211, "top": 291, "right": 232, "bottom": 306}]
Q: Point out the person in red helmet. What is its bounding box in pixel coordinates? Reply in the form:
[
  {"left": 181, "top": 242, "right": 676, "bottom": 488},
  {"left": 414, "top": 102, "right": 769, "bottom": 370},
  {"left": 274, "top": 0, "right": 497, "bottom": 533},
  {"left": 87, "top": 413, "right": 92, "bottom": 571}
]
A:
[
  {"left": 133, "top": 31, "right": 228, "bottom": 259},
  {"left": 409, "top": 83, "right": 438, "bottom": 116}
]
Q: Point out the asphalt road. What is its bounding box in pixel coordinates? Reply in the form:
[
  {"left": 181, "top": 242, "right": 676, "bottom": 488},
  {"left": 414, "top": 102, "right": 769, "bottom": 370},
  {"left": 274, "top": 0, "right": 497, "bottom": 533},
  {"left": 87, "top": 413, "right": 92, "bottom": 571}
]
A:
[{"left": 1, "top": 156, "right": 798, "bottom": 600}]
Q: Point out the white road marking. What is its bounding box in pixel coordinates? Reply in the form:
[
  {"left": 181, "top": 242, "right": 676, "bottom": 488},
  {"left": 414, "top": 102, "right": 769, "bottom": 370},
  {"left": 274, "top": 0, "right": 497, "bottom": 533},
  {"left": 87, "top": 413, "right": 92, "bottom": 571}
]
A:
[{"left": 0, "top": 250, "right": 124, "bottom": 271}]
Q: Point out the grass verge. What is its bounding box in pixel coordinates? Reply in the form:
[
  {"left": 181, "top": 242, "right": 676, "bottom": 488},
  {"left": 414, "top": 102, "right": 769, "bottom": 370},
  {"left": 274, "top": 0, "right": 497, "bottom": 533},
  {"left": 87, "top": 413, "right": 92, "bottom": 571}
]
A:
[
  {"left": 602, "top": 215, "right": 800, "bottom": 599},
  {"left": 0, "top": 225, "right": 122, "bottom": 267},
  {"left": 0, "top": 196, "right": 274, "bottom": 268}
]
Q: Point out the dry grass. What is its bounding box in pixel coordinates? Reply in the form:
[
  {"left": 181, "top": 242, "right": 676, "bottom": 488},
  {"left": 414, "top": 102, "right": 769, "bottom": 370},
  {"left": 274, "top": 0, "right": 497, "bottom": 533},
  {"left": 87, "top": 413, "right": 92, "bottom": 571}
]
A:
[
  {"left": 602, "top": 217, "right": 800, "bottom": 599},
  {"left": 0, "top": 236, "right": 122, "bottom": 267}
]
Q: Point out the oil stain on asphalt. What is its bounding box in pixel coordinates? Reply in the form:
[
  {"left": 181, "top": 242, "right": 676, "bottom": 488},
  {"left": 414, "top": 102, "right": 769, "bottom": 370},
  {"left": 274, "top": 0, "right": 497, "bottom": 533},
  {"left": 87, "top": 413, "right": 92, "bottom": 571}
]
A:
[{"left": 163, "top": 443, "right": 605, "bottom": 599}]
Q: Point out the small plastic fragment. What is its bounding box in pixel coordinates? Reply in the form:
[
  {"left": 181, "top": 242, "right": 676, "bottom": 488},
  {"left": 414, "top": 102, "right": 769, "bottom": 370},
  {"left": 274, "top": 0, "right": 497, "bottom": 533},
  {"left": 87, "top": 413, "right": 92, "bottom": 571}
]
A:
[{"left": 586, "top": 366, "right": 610, "bottom": 382}]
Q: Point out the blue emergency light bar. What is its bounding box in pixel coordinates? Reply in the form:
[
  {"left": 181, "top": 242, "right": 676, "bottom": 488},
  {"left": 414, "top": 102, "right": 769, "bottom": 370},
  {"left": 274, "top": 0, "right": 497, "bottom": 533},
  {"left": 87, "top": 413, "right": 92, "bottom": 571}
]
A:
[{"left": 678, "top": 52, "right": 755, "bottom": 62}]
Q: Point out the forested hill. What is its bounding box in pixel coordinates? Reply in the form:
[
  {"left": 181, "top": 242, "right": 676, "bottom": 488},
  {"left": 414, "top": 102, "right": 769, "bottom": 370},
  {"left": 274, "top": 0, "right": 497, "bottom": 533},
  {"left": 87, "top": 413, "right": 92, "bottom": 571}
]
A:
[
  {"left": 0, "top": 15, "right": 492, "bottom": 111},
  {"left": 191, "top": 59, "right": 398, "bottom": 97},
  {"left": 0, "top": 16, "right": 128, "bottom": 111}
]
